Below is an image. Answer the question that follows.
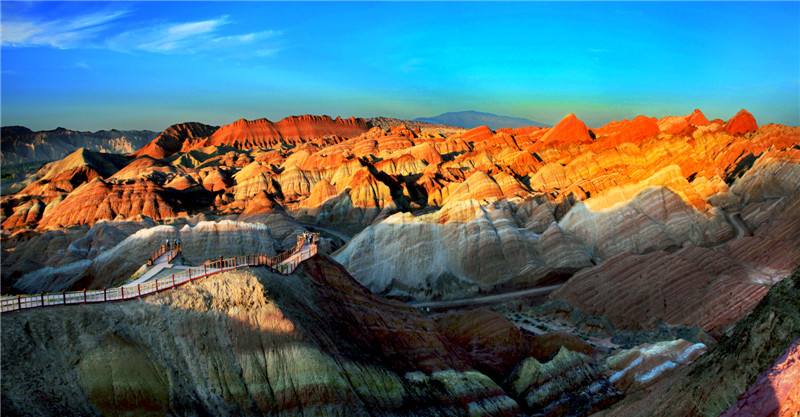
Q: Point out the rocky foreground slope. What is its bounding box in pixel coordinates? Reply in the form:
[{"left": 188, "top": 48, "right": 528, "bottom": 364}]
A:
[
  {"left": 4, "top": 257, "right": 797, "bottom": 417},
  {"left": 598, "top": 267, "right": 800, "bottom": 417},
  {"left": 1, "top": 256, "right": 526, "bottom": 416}
]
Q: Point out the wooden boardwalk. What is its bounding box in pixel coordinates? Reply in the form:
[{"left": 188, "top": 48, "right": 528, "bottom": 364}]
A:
[{"left": 1, "top": 233, "right": 318, "bottom": 313}]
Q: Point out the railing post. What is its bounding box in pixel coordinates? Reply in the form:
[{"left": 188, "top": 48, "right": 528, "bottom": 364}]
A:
[
  {"left": 63, "top": 292, "right": 66, "bottom": 304},
  {"left": 172, "top": 274, "right": 175, "bottom": 288},
  {"left": 41, "top": 293, "right": 45, "bottom": 307},
  {"left": 104, "top": 288, "right": 107, "bottom": 302},
  {"left": 83, "top": 289, "right": 87, "bottom": 304},
  {"left": 17, "top": 295, "right": 21, "bottom": 310},
  {"left": 204, "top": 265, "right": 207, "bottom": 276},
  {"left": 155, "top": 280, "right": 159, "bottom": 291},
  {"left": 121, "top": 286, "right": 124, "bottom": 299},
  {"left": 137, "top": 284, "right": 141, "bottom": 298}
]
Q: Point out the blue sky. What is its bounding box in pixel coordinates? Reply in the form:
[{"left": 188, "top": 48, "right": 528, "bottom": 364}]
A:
[{"left": 2, "top": 1, "right": 798, "bottom": 131}]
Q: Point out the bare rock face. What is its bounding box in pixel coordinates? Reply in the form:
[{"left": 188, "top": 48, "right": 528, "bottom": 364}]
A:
[
  {"left": 658, "top": 109, "right": 709, "bottom": 135},
  {"left": 1, "top": 126, "right": 155, "bottom": 165},
  {"left": 334, "top": 200, "right": 586, "bottom": 300},
  {"left": 133, "top": 122, "right": 218, "bottom": 159},
  {"left": 15, "top": 148, "right": 130, "bottom": 202},
  {"left": 605, "top": 339, "right": 707, "bottom": 392},
  {"left": 595, "top": 115, "right": 660, "bottom": 145},
  {"left": 1, "top": 256, "right": 522, "bottom": 417},
  {"left": 599, "top": 267, "right": 800, "bottom": 417},
  {"left": 1, "top": 219, "right": 153, "bottom": 290},
  {"left": 442, "top": 171, "right": 506, "bottom": 205},
  {"left": 205, "top": 115, "right": 369, "bottom": 149},
  {"left": 109, "top": 156, "right": 178, "bottom": 182},
  {"left": 551, "top": 154, "right": 800, "bottom": 335},
  {"left": 687, "top": 109, "right": 709, "bottom": 126},
  {"left": 658, "top": 116, "right": 692, "bottom": 136},
  {"left": 506, "top": 348, "right": 621, "bottom": 416},
  {"left": 725, "top": 109, "right": 758, "bottom": 135},
  {"left": 36, "top": 178, "right": 179, "bottom": 230},
  {"left": 720, "top": 339, "right": 800, "bottom": 417},
  {"left": 434, "top": 308, "right": 536, "bottom": 380},
  {"left": 2, "top": 199, "right": 45, "bottom": 230},
  {"left": 558, "top": 176, "right": 732, "bottom": 259},
  {"left": 540, "top": 113, "right": 593, "bottom": 145}
]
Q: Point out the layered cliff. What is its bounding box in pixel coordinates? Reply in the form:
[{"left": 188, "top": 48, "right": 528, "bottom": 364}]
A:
[
  {"left": 133, "top": 122, "right": 218, "bottom": 159},
  {"left": 599, "top": 267, "right": 800, "bottom": 417},
  {"left": 201, "top": 115, "right": 369, "bottom": 150}
]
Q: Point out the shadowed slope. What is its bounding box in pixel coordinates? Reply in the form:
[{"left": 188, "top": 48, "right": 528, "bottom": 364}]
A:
[{"left": 1, "top": 256, "right": 521, "bottom": 417}]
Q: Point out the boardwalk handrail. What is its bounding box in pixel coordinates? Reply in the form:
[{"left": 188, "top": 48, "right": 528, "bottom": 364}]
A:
[
  {"left": 147, "top": 241, "right": 182, "bottom": 266},
  {"left": 1, "top": 233, "right": 318, "bottom": 314}
]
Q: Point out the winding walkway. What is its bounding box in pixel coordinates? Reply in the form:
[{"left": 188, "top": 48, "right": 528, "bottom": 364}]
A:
[
  {"left": 1, "top": 233, "right": 319, "bottom": 313},
  {"left": 298, "top": 222, "right": 352, "bottom": 243}
]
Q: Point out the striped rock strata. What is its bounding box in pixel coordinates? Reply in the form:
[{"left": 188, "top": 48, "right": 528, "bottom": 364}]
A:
[
  {"left": 597, "top": 267, "right": 800, "bottom": 417},
  {"left": 1, "top": 256, "right": 521, "bottom": 417}
]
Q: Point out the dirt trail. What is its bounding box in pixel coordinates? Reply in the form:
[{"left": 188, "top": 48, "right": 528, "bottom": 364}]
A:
[{"left": 409, "top": 284, "right": 562, "bottom": 310}]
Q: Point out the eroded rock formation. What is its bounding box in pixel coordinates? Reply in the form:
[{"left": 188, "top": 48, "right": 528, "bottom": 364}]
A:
[
  {"left": 598, "top": 267, "right": 800, "bottom": 417},
  {"left": 1, "top": 257, "right": 523, "bottom": 417}
]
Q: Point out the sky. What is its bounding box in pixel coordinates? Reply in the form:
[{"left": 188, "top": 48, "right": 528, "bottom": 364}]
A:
[{"left": 1, "top": 1, "right": 798, "bottom": 131}]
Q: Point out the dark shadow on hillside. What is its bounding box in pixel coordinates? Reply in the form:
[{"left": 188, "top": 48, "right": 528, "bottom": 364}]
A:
[{"left": 0, "top": 256, "right": 526, "bottom": 416}]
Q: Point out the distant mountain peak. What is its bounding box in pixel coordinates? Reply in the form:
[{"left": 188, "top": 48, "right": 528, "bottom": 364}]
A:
[{"left": 414, "top": 110, "right": 547, "bottom": 129}]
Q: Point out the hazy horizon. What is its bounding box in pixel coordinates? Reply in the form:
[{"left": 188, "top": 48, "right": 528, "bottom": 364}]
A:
[
  {"left": 2, "top": 1, "right": 798, "bottom": 131},
  {"left": 0, "top": 107, "right": 785, "bottom": 134}
]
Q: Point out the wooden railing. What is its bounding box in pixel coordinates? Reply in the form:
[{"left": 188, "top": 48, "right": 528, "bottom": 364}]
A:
[
  {"left": 147, "top": 242, "right": 182, "bottom": 266},
  {"left": 1, "top": 236, "right": 318, "bottom": 314}
]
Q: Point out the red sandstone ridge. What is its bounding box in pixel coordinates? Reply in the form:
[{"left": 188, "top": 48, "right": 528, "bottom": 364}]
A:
[
  {"left": 36, "top": 178, "right": 179, "bottom": 229},
  {"left": 133, "top": 122, "right": 218, "bottom": 159},
  {"left": 658, "top": 109, "right": 710, "bottom": 135},
  {"left": 688, "top": 109, "right": 710, "bottom": 126},
  {"left": 461, "top": 125, "right": 495, "bottom": 142},
  {"left": 206, "top": 115, "right": 370, "bottom": 149},
  {"left": 595, "top": 115, "right": 660, "bottom": 144},
  {"left": 540, "top": 113, "right": 593, "bottom": 145},
  {"left": 725, "top": 109, "right": 758, "bottom": 135}
]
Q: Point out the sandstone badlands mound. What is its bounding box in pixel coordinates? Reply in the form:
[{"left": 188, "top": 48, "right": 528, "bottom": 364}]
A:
[{"left": 2, "top": 109, "right": 799, "bottom": 416}]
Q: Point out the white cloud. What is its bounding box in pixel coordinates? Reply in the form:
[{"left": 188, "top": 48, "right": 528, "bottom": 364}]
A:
[
  {"left": 1, "top": 10, "right": 129, "bottom": 49},
  {"left": 2, "top": 9, "right": 282, "bottom": 57}
]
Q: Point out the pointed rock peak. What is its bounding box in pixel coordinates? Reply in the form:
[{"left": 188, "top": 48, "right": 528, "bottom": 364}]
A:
[
  {"left": 688, "top": 109, "right": 709, "bottom": 126},
  {"left": 541, "top": 113, "right": 592, "bottom": 145},
  {"left": 725, "top": 109, "right": 758, "bottom": 135}
]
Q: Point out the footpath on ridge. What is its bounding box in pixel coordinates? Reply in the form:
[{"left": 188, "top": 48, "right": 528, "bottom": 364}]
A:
[{"left": 1, "top": 233, "right": 319, "bottom": 313}]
